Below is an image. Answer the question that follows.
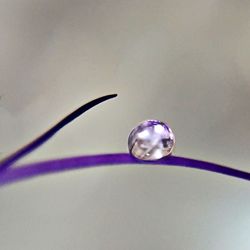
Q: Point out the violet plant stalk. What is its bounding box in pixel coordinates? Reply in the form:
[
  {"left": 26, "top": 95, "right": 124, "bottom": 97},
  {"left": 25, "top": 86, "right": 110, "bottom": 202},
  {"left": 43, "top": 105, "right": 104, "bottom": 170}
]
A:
[{"left": 0, "top": 94, "right": 249, "bottom": 186}]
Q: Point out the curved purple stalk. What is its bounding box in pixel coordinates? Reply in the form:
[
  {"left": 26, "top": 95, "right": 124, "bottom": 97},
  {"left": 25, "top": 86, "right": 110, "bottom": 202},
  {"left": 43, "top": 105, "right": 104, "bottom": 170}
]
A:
[
  {"left": 0, "top": 93, "right": 249, "bottom": 186},
  {"left": 0, "top": 153, "right": 249, "bottom": 186},
  {"left": 0, "top": 94, "right": 117, "bottom": 171}
]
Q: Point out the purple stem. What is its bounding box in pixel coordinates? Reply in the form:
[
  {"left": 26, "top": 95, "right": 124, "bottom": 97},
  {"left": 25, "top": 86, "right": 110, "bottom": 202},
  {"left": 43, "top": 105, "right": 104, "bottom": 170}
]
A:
[
  {"left": 0, "top": 94, "right": 249, "bottom": 186},
  {"left": 0, "top": 153, "right": 249, "bottom": 186}
]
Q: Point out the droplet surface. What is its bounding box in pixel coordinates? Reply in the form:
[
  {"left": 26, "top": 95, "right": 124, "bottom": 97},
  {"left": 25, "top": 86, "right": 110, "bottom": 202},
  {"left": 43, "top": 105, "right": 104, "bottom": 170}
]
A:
[{"left": 128, "top": 120, "right": 175, "bottom": 161}]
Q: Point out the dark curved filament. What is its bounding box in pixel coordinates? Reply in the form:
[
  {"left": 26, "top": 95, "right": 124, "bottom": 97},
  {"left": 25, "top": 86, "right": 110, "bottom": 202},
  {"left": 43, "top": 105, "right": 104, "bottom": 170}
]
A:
[{"left": 0, "top": 94, "right": 117, "bottom": 171}]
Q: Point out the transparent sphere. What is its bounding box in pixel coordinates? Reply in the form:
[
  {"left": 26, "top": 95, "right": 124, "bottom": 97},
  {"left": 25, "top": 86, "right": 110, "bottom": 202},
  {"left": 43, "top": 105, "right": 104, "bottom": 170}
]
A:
[{"left": 128, "top": 120, "right": 175, "bottom": 161}]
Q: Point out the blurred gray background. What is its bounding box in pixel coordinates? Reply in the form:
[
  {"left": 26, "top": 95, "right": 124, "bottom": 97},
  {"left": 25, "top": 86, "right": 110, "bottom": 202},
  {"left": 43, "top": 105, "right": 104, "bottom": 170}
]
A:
[{"left": 0, "top": 0, "right": 250, "bottom": 249}]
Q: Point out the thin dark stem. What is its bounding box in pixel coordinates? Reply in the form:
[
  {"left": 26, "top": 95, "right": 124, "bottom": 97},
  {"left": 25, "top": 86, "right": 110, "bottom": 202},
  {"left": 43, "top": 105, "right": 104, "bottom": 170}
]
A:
[
  {"left": 0, "top": 94, "right": 117, "bottom": 171},
  {"left": 0, "top": 153, "right": 249, "bottom": 186}
]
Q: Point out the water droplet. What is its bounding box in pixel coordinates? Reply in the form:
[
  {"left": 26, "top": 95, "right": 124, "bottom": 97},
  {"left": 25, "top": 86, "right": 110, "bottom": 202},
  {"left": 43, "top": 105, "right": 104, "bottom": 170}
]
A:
[{"left": 128, "top": 120, "right": 175, "bottom": 160}]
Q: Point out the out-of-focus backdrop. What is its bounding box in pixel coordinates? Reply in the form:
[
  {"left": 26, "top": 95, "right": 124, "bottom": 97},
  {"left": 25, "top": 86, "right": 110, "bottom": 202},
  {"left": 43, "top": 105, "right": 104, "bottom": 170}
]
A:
[{"left": 0, "top": 1, "right": 250, "bottom": 249}]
